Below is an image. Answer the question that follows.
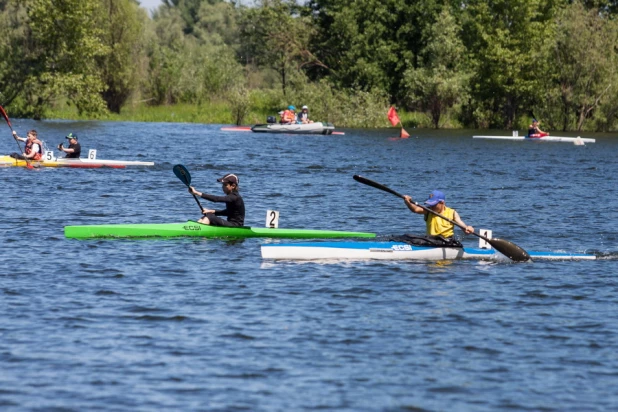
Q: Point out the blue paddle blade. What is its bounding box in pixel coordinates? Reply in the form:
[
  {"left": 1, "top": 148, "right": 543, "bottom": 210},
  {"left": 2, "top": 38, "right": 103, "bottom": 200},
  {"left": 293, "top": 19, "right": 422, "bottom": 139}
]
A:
[{"left": 173, "top": 164, "right": 191, "bottom": 187}]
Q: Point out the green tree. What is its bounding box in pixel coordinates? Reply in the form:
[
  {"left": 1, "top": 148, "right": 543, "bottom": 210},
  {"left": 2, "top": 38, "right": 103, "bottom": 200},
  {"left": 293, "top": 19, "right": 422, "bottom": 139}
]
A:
[
  {"left": 461, "top": 0, "right": 558, "bottom": 128},
  {"left": 146, "top": 6, "right": 187, "bottom": 104},
  {"left": 147, "top": 3, "right": 244, "bottom": 105},
  {"left": 194, "top": 0, "right": 240, "bottom": 47},
  {"left": 403, "top": 8, "right": 469, "bottom": 128},
  {"left": 0, "top": 2, "right": 33, "bottom": 107},
  {"left": 18, "top": 0, "right": 109, "bottom": 118},
  {"left": 239, "top": 0, "right": 325, "bottom": 95},
  {"left": 161, "top": 0, "right": 203, "bottom": 35},
  {"left": 97, "top": 0, "right": 149, "bottom": 113},
  {"left": 308, "top": 0, "right": 448, "bottom": 101},
  {"left": 545, "top": 1, "right": 618, "bottom": 131}
]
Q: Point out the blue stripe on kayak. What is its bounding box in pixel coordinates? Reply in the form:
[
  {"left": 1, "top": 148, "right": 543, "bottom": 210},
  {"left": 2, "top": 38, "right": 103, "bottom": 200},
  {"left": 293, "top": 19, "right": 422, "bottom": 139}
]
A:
[{"left": 526, "top": 251, "right": 592, "bottom": 258}]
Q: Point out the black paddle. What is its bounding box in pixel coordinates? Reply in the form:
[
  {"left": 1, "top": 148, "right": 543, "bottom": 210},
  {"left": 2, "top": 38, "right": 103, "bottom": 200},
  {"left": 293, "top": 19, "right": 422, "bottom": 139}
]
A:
[
  {"left": 353, "top": 175, "right": 530, "bottom": 262},
  {"left": 0, "top": 105, "right": 33, "bottom": 169},
  {"left": 173, "top": 164, "right": 205, "bottom": 212}
]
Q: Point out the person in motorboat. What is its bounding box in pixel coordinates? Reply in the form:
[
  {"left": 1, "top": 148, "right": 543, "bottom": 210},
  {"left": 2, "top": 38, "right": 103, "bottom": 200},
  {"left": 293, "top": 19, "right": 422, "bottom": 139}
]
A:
[
  {"left": 188, "top": 173, "right": 245, "bottom": 226},
  {"left": 297, "top": 105, "right": 314, "bottom": 124},
  {"left": 403, "top": 190, "right": 474, "bottom": 238},
  {"left": 57, "top": 133, "right": 81, "bottom": 158},
  {"left": 280, "top": 105, "right": 297, "bottom": 124},
  {"left": 10, "top": 129, "right": 44, "bottom": 160},
  {"left": 528, "top": 119, "right": 549, "bottom": 138}
]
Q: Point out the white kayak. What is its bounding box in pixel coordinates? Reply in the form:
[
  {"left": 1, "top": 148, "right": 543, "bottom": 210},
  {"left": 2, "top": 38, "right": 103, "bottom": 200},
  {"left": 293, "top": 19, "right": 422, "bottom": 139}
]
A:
[
  {"left": 251, "top": 122, "right": 335, "bottom": 135},
  {"left": 261, "top": 241, "right": 596, "bottom": 261},
  {"left": 473, "top": 134, "right": 595, "bottom": 143}
]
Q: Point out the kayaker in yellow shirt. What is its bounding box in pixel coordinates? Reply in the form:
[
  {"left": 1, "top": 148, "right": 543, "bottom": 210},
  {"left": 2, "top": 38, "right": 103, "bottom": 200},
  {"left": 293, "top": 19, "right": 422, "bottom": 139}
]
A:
[{"left": 403, "top": 190, "right": 474, "bottom": 238}]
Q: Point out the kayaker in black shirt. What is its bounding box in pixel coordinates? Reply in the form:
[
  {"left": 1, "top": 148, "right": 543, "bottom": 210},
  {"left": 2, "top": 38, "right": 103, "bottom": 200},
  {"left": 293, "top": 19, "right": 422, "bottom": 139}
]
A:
[
  {"left": 527, "top": 119, "right": 549, "bottom": 138},
  {"left": 188, "top": 173, "right": 245, "bottom": 226},
  {"left": 297, "top": 105, "right": 314, "bottom": 124},
  {"left": 58, "top": 133, "right": 81, "bottom": 158}
]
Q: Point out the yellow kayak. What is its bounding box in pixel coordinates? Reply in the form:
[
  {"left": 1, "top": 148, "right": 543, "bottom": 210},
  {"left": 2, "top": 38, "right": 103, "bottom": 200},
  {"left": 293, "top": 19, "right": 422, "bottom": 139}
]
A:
[{"left": 0, "top": 155, "right": 154, "bottom": 169}]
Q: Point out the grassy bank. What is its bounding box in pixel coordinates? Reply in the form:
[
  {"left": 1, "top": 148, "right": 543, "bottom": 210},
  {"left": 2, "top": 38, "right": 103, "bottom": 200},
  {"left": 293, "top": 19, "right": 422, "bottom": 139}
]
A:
[
  {"left": 47, "top": 101, "right": 273, "bottom": 125},
  {"left": 47, "top": 101, "right": 447, "bottom": 128}
]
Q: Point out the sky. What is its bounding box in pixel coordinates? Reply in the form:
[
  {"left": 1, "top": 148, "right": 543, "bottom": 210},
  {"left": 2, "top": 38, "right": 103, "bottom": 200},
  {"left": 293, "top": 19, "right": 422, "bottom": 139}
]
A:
[{"left": 138, "top": 0, "right": 163, "bottom": 11}]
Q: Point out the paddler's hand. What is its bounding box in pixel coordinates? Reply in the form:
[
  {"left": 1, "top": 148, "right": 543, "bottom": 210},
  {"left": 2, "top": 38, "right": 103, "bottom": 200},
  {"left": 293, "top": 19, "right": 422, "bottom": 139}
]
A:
[
  {"left": 403, "top": 195, "right": 413, "bottom": 204},
  {"left": 201, "top": 209, "right": 215, "bottom": 215},
  {"left": 464, "top": 225, "right": 474, "bottom": 234},
  {"left": 188, "top": 186, "right": 198, "bottom": 195},
  {"left": 12, "top": 131, "right": 18, "bottom": 139}
]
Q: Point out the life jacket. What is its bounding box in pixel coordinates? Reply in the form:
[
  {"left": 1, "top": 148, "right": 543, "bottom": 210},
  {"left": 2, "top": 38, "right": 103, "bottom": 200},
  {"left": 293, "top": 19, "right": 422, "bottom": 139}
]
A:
[
  {"left": 425, "top": 206, "right": 456, "bottom": 238},
  {"left": 25, "top": 138, "right": 44, "bottom": 160},
  {"left": 281, "top": 110, "right": 296, "bottom": 124},
  {"left": 528, "top": 126, "right": 548, "bottom": 138}
]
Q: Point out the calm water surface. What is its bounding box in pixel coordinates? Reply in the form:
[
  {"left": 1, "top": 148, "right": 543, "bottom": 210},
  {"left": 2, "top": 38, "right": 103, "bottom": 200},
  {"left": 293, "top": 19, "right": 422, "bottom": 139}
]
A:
[{"left": 1, "top": 121, "right": 617, "bottom": 411}]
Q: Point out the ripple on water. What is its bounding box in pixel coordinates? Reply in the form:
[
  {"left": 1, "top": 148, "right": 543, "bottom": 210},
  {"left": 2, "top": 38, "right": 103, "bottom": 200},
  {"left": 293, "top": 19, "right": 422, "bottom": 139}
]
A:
[{"left": 0, "top": 125, "right": 617, "bottom": 410}]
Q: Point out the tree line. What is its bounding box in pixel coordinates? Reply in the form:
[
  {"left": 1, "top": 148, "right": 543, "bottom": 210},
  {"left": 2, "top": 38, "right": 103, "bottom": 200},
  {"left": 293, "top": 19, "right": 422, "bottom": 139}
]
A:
[{"left": 0, "top": 0, "right": 617, "bottom": 130}]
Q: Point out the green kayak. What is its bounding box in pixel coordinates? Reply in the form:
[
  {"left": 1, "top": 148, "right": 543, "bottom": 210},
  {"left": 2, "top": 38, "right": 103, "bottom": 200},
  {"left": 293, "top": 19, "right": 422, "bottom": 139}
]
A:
[{"left": 64, "top": 221, "right": 376, "bottom": 239}]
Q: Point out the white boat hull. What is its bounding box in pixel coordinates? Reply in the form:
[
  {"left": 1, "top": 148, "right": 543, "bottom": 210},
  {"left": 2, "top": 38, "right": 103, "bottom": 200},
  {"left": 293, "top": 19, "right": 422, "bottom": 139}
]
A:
[
  {"left": 251, "top": 122, "right": 335, "bottom": 135},
  {"left": 261, "top": 241, "right": 596, "bottom": 261},
  {"left": 473, "top": 135, "right": 595, "bottom": 143}
]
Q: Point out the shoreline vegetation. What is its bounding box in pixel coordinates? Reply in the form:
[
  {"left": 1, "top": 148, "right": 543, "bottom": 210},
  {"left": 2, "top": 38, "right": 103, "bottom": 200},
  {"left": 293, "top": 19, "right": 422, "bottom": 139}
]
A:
[
  {"left": 2, "top": 1, "right": 618, "bottom": 132},
  {"left": 46, "top": 99, "right": 442, "bottom": 129},
  {"left": 46, "top": 101, "right": 614, "bottom": 133}
]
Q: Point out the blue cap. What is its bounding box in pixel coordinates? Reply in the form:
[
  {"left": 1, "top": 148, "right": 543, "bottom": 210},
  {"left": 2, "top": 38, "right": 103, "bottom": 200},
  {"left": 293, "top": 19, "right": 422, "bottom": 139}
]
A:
[
  {"left": 425, "top": 190, "right": 445, "bottom": 206},
  {"left": 288, "top": 105, "right": 296, "bottom": 111}
]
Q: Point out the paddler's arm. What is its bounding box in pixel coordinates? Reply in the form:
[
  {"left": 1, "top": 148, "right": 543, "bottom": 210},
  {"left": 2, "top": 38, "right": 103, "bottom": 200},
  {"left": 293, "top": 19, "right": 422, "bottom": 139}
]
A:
[
  {"left": 403, "top": 195, "right": 424, "bottom": 214},
  {"left": 188, "top": 187, "right": 229, "bottom": 214},
  {"left": 59, "top": 145, "right": 75, "bottom": 154},
  {"left": 188, "top": 187, "right": 214, "bottom": 213},
  {"left": 453, "top": 210, "right": 474, "bottom": 234},
  {"left": 12, "top": 131, "right": 25, "bottom": 142}
]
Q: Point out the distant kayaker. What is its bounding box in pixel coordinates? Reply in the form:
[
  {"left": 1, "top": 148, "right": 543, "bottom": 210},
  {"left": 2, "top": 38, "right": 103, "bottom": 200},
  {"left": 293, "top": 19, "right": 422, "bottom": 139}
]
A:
[
  {"left": 188, "top": 173, "right": 245, "bottom": 226},
  {"left": 403, "top": 190, "right": 474, "bottom": 238},
  {"left": 528, "top": 119, "right": 549, "bottom": 138},
  {"left": 10, "top": 130, "right": 44, "bottom": 160},
  {"left": 280, "top": 106, "right": 297, "bottom": 124},
  {"left": 57, "top": 133, "right": 81, "bottom": 158},
  {"left": 297, "top": 105, "right": 314, "bottom": 124}
]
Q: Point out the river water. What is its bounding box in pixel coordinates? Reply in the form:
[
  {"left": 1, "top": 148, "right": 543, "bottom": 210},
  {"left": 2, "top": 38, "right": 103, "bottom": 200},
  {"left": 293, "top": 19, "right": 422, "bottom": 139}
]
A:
[{"left": 1, "top": 120, "right": 617, "bottom": 411}]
